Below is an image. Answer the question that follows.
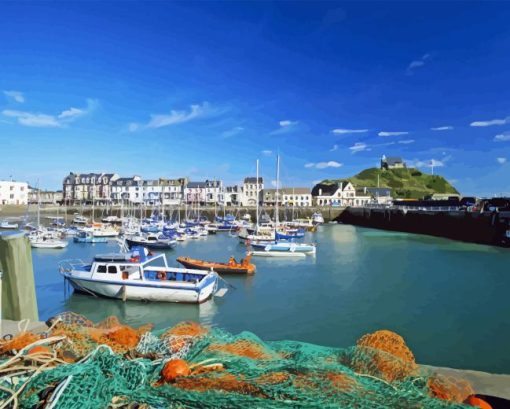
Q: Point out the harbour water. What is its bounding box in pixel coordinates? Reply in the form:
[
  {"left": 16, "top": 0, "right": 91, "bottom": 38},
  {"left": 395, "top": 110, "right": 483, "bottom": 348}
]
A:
[{"left": 32, "top": 224, "right": 510, "bottom": 374}]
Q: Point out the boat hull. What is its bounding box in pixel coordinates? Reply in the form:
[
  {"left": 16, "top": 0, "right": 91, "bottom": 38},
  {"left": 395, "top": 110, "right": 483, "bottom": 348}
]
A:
[
  {"left": 126, "top": 238, "right": 177, "bottom": 250},
  {"left": 250, "top": 251, "right": 306, "bottom": 258},
  {"left": 65, "top": 275, "right": 216, "bottom": 303},
  {"left": 177, "top": 257, "right": 255, "bottom": 274}
]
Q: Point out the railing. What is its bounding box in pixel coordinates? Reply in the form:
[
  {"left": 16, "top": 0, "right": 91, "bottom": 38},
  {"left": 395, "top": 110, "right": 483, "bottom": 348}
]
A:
[{"left": 58, "top": 259, "right": 88, "bottom": 272}]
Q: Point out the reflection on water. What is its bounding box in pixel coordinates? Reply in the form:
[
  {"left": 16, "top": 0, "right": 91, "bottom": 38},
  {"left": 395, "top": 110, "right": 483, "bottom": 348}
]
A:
[{"left": 31, "top": 225, "right": 510, "bottom": 373}]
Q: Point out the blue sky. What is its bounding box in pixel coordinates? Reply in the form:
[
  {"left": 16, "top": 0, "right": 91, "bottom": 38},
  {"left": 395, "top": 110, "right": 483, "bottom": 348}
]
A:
[{"left": 1, "top": 1, "right": 510, "bottom": 195}]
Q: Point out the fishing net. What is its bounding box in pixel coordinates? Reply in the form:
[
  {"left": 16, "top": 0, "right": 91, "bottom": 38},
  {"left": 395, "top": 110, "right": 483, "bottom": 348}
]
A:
[{"left": 0, "top": 313, "right": 480, "bottom": 408}]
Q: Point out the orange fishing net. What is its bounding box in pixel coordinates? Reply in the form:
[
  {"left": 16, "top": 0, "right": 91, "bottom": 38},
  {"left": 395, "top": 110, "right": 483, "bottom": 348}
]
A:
[
  {"left": 174, "top": 373, "right": 266, "bottom": 397},
  {"left": 207, "top": 339, "right": 274, "bottom": 360},
  {"left": 0, "top": 332, "right": 41, "bottom": 354},
  {"left": 162, "top": 321, "right": 208, "bottom": 338},
  {"left": 347, "top": 329, "right": 418, "bottom": 381},
  {"left": 428, "top": 374, "right": 475, "bottom": 403}
]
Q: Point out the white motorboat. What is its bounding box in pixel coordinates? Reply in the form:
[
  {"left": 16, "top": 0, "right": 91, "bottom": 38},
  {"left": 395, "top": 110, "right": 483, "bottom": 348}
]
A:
[
  {"left": 249, "top": 241, "right": 316, "bottom": 255},
  {"left": 0, "top": 221, "right": 19, "bottom": 229},
  {"left": 102, "top": 215, "right": 122, "bottom": 224},
  {"left": 58, "top": 249, "right": 220, "bottom": 303},
  {"left": 249, "top": 250, "right": 306, "bottom": 258},
  {"left": 30, "top": 233, "right": 68, "bottom": 249},
  {"left": 312, "top": 212, "right": 325, "bottom": 225},
  {"left": 73, "top": 215, "right": 88, "bottom": 225},
  {"left": 83, "top": 223, "right": 119, "bottom": 237}
]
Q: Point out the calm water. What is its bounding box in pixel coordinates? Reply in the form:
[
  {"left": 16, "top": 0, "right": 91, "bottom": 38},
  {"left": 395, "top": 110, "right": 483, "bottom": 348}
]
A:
[{"left": 32, "top": 225, "right": 510, "bottom": 373}]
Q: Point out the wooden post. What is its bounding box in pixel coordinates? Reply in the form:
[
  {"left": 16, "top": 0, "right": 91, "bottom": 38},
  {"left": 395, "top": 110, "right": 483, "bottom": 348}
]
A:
[{"left": 0, "top": 232, "right": 38, "bottom": 321}]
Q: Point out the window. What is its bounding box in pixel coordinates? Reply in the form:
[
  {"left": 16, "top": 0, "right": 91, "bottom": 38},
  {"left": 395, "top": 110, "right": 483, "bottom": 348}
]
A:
[
  {"left": 97, "top": 265, "right": 107, "bottom": 273},
  {"left": 108, "top": 265, "right": 118, "bottom": 274}
]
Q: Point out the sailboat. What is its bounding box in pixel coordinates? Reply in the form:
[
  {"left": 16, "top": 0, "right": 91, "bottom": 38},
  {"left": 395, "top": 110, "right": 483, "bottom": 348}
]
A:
[
  {"left": 30, "top": 182, "right": 68, "bottom": 249},
  {"left": 250, "top": 155, "right": 316, "bottom": 258}
]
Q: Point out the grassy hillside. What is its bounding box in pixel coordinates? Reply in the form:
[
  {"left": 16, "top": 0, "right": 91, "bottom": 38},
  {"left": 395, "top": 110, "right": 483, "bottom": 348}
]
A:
[{"left": 324, "top": 167, "right": 459, "bottom": 199}]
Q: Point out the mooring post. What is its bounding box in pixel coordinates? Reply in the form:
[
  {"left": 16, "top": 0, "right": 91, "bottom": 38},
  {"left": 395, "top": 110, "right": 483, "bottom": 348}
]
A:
[{"left": 0, "top": 232, "right": 39, "bottom": 322}]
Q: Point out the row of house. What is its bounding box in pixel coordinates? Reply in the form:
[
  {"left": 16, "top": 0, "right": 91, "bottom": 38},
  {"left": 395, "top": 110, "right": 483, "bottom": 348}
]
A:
[
  {"left": 60, "top": 171, "right": 393, "bottom": 207},
  {"left": 0, "top": 180, "right": 28, "bottom": 205}
]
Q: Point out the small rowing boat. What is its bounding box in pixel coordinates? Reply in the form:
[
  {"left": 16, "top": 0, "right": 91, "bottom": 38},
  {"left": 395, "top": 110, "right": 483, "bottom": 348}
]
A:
[
  {"left": 177, "top": 254, "right": 256, "bottom": 274},
  {"left": 249, "top": 250, "right": 306, "bottom": 258}
]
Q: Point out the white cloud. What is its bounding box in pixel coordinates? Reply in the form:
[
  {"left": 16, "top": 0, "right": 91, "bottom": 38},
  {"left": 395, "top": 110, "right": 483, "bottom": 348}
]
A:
[
  {"left": 406, "top": 53, "right": 430, "bottom": 74},
  {"left": 2, "top": 110, "right": 60, "bottom": 127},
  {"left": 279, "top": 120, "right": 297, "bottom": 127},
  {"left": 221, "top": 126, "right": 244, "bottom": 138},
  {"left": 58, "top": 107, "right": 84, "bottom": 119},
  {"left": 470, "top": 117, "right": 509, "bottom": 127},
  {"left": 2, "top": 99, "right": 96, "bottom": 128},
  {"left": 270, "top": 179, "right": 282, "bottom": 188},
  {"left": 128, "top": 123, "right": 140, "bottom": 132},
  {"left": 398, "top": 139, "right": 415, "bottom": 144},
  {"left": 147, "top": 102, "right": 210, "bottom": 129},
  {"left": 3, "top": 90, "right": 25, "bottom": 103},
  {"left": 494, "top": 132, "right": 510, "bottom": 142},
  {"left": 305, "top": 161, "right": 342, "bottom": 169},
  {"left": 431, "top": 126, "right": 453, "bottom": 131},
  {"left": 261, "top": 150, "right": 272, "bottom": 156},
  {"left": 410, "top": 155, "right": 452, "bottom": 169},
  {"left": 331, "top": 128, "right": 368, "bottom": 135},
  {"left": 329, "top": 144, "right": 338, "bottom": 152},
  {"left": 349, "top": 142, "right": 370, "bottom": 153},
  {"left": 378, "top": 131, "right": 409, "bottom": 137},
  {"left": 496, "top": 157, "right": 507, "bottom": 164},
  {"left": 270, "top": 119, "right": 299, "bottom": 135}
]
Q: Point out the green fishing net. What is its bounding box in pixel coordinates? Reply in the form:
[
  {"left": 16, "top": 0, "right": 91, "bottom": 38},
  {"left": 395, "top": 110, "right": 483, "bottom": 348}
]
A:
[{"left": 0, "top": 315, "right": 474, "bottom": 408}]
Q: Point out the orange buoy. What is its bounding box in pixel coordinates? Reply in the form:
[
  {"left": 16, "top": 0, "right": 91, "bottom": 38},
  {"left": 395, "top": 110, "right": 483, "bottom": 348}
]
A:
[
  {"left": 161, "top": 359, "right": 191, "bottom": 383},
  {"left": 465, "top": 395, "right": 492, "bottom": 409},
  {"left": 27, "top": 345, "right": 52, "bottom": 355}
]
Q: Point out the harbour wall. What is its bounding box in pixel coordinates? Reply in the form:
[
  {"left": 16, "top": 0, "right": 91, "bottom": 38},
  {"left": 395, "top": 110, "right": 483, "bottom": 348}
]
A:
[
  {"left": 1, "top": 205, "right": 346, "bottom": 223},
  {"left": 337, "top": 207, "right": 510, "bottom": 248}
]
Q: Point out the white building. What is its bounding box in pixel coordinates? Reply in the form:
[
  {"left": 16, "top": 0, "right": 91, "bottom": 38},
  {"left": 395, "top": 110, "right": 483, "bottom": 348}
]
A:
[
  {"left": 0, "top": 180, "right": 28, "bottom": 205},
  {"left": 312, "top": 180, "right": 371, "bottom": 207},
  {"left": 242, "top": 177, "right": 263, "bottom": 206},
  {"left": 111, "top": 176, "right": 143, "bottom": 204},
  {"left": 224, "top": 185, "right": 243, "bottom": 206},
  {"left": 281, "top": 188, "right": 312, "bottom": 207},
  {"left": 185, "top": 180, "right": 223, "bottom": 205}
]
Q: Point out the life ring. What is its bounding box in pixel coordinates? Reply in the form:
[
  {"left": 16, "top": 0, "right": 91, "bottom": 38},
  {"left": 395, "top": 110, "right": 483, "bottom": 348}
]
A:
[{"left": 157, "top": 271, "right": 166, "bottom": 280}]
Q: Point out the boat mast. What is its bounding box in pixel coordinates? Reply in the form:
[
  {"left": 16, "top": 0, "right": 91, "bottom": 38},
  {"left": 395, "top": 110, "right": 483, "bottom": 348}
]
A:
[
  {"left": 37, "top": 179, "right": 40, "bottom": 229},
  {"left": 275, "top": 155, "right": 280, "bottom": 234},
  {"left": 256, "top": 159, "right": 259, "bottom": 234},
  {"left": 92, "top": 178, "right": 95, "bottom": 223}
]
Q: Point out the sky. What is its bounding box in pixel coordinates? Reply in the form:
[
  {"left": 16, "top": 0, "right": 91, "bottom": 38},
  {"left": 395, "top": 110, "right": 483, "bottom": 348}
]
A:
[{"left": 1, "top": 1, "right": 510, "bottom": 196}]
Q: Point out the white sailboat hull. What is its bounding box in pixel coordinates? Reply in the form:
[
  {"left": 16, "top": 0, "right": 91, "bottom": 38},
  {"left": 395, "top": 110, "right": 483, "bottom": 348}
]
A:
[
  {"left": 250, "top": 251, "right": 306, "bottom": 258},
  {"left": 31, "top": 240, "right": 68, "bottom": 249}
]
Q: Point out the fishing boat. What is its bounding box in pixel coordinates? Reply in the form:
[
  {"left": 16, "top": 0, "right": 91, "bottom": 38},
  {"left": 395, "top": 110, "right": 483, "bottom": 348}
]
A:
[
  {"left": 73, "top": 231, "right": 108, "bottom": 243},
  {"left": 58, "top": 248, "right": 220, "bottom": 303},
  {"left": 177, "top": 254, "right": 256, "bottom": 274},
  {"left": 275, "top": 229, "right": 305, "bottom": 240},
  {"left": 125, "top": 233, "right": 177, "bottom": 249},
  {"left": 0, "top": 221, "right": 19, "bottom": 230}
]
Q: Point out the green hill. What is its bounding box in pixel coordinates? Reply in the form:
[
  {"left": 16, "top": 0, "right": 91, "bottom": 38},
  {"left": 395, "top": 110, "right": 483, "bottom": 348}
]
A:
[{"left": 323, "top": 167, "right": 459, "bottom": 199}]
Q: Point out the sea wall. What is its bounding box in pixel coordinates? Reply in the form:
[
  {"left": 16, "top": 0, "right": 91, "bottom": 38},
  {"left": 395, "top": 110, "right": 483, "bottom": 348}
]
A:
[
  {"left": 337, "top": 207, "right": 510, "bottom": 247},
  {"left": 2, "top": 205, "right": 346, "bottom": 223}
]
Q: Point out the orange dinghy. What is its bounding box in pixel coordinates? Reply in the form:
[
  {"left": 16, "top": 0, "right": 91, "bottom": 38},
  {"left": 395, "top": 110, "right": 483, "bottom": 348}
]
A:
[{"left": 177, "top": 254, "right": 256, "bottom": 275}]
